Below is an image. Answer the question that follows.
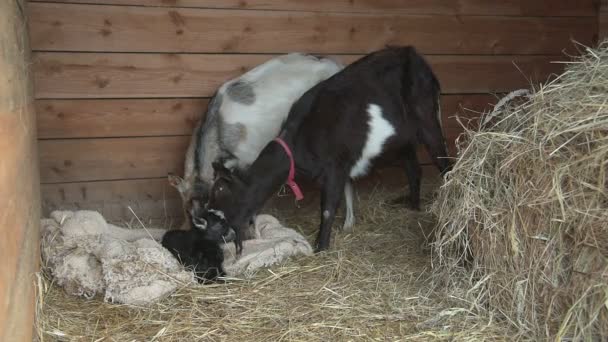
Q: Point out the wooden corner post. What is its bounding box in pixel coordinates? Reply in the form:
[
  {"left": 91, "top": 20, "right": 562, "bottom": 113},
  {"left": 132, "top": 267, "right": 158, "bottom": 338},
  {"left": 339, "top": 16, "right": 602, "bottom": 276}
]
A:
[{"left": 0, "top": 0, "right": 42, "bottom": 341}]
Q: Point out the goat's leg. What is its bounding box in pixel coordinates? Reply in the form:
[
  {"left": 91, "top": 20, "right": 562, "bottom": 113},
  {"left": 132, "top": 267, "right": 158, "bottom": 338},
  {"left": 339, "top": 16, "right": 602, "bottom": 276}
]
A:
[
  {"left": 341, "top": 180, "right": 355, "bottom": 232},
  {"left": 316, "top": 172, "right": 346, "bottom": 252},
  {"left": 389, "top": 146, "right": 422, "bottom": 210}
]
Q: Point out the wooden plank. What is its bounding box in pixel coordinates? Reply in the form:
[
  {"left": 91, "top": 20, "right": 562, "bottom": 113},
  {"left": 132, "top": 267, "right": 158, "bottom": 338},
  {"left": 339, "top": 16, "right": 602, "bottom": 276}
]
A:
[
  {"left": 0, "top": 1, "right": 40, "bottom": 341},
  {"left": 441, "top": 94, "right": 497, "bottom": 130},
  {"left": 40, "top": 165, "right": 442, "bottom": 222},
  {"left": 29, "top": 3, "right": 596, "bottom": 55},
  {"left": 40, "top": 178, "right": 183, "bottom": 223},
  {"left": 38, "top": 132, "right": 460, "bottom": 184},
  {"left": 33, "top": 53, "right": 270, "bottom": 99},
  {"left": 39, "top": 136, "right": 190, "bottom": 183},
  {"left": 41, "top": 178, "right": 180, "bottom": 204},
  {"left": 36, "top": 98, "right": 207, "bottom": 138},
  {"left": 29, "top": 0, "right": 599, "bottom": 16},
  {"left": 36, "top": 94, "right": 495, "bottom": 139},
  {"left": 33, "top": 53, "right": 565, "bottom": 98}
]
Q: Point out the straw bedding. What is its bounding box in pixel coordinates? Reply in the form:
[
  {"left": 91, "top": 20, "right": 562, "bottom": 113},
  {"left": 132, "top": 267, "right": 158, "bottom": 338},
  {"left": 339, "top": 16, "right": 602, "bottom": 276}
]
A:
[
  {"left": 432, "top": 42, "right": 608, "bottom": 340},
  {"left": 36, "top": 42, "right": 608, "bottom": 341},
  {"left": 35, "top": 182, "right": 515, "bottom": 341}
]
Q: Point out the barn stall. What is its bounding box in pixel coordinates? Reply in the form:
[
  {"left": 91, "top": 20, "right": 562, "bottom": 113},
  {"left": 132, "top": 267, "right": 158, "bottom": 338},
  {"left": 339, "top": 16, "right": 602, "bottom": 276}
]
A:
[{"left": 1, "top": 0, "right": 605, "bottom": 340}]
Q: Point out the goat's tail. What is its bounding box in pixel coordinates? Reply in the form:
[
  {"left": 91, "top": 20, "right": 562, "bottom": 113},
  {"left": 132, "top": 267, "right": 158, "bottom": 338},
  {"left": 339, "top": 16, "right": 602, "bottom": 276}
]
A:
[
  {"left": 400, "top": 47, "right": 451, "bottom": 174},
  {"left": 399, "top": 46, "right": 442, "bottom": 129}
]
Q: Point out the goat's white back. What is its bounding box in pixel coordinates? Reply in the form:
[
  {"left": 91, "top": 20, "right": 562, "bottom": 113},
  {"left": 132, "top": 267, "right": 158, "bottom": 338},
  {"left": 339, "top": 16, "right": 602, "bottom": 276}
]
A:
[{"left": 218, "top": 54, "right": 342, "bottom": 170}]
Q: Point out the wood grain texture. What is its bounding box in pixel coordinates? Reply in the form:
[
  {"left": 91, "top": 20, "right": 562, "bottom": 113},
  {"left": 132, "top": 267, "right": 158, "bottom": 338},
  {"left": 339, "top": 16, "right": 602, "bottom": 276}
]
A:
[
  {"left": 38, "top": 133, "right": 459, "bottom": 184},
  {"left": 39, "top": 136, "right": 190, "bottom": 183},
  {"left": 41, "top": 166, "right": 442, "bottom": 222},
  {"left": 41, "top": 178, "right": 182, "bottom": 222},
  {"left": 36, "top": 95, "right": 495, "bottom": 139},
  {"left": 0, "top": 1, "right": 40, "bottom": 340},
  {"left": 36, "top": 98, "right": 207, "bottom": 138},
  {"left": 30, "top": 0, "right": 594, "bottom": 222},
  {"left": 33, "top": 53, "right": 565, "bottom": 99},
  {"left": 29, "top": 3, "right": 596, "bottom": 54},
  {"left": 29, "top": 0, "right": 599, "bottom": 16}
]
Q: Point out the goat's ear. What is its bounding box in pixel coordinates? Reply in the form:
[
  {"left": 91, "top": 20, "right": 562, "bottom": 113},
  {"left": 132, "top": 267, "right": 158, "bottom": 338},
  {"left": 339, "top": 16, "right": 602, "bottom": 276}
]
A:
[
  {"left": 168, "top": 173, "right": 184, "bottom": 188},
  {"left": 212, "top": 160, "right": 232, "bottom": 181}
]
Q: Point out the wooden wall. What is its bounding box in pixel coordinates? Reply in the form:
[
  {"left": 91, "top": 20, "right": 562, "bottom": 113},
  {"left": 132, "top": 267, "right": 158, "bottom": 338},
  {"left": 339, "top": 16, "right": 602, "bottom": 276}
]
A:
[
  {"left": 28, "top": 0, "right": 599, "bottom": 222},
  {"left": 600, "top": 0, "right": 608, "bottom": 41},
  {"left": 1, "top": 0, "right": 41, "bottom": 340}
]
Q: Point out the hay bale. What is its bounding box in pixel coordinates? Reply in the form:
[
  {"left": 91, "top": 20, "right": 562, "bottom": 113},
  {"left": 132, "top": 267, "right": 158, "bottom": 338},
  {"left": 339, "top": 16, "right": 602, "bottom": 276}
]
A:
[{"left": 431, "top": 42, "right": 608, "bottom": 340}]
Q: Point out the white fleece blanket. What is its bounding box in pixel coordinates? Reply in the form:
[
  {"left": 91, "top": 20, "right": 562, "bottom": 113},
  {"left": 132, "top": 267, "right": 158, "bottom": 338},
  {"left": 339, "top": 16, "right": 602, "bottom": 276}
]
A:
[
  {"left": 40, "top": 210, "right": 313, "bottom": 305},
  {"left": 223, "top": 214, "right": 314, "bottom": 277}
]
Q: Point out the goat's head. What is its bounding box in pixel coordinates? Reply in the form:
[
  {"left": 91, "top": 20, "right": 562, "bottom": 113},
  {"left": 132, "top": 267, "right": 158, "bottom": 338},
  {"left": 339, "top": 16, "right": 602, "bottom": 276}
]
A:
[
  {"left": 188, "top": 161, "right": 253, "bottom": 253},
  {"left": 169, "top": 173, "right": 214, "bottom": 228},
  {"left": 189, "top": 196, "right": 235, "bottom": 243},
  {"left": 161, "top": 229, "right": 225, "bottom": 283},
  {"left": 207, "top": 161, "right": 246, "bottom": 212}
]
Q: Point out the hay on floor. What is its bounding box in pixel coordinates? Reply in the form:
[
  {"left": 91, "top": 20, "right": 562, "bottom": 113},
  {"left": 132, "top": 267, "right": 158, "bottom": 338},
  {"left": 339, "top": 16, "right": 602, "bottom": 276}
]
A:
[
  {"left": 35, "top": 182, "right": 514, "bottom": 341},
  {"left": 432, "top": 42, "right": 608, "bottom": 341}
]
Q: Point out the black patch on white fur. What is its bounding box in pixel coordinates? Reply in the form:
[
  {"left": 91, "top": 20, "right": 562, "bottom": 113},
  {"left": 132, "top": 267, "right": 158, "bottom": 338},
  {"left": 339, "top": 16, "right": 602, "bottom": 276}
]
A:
[
  {"left": 218, "top": 117, "right": 246, "bottom": 158},
  {"left": 226, "top": 80, "right": 255, "bottom": 105}
]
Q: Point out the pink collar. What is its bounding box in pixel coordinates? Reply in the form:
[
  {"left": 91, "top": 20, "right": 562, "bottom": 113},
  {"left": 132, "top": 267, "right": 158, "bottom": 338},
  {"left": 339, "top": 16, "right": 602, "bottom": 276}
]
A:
[{"left": 274, "top": 137, "right": 304, "bottom": 201}]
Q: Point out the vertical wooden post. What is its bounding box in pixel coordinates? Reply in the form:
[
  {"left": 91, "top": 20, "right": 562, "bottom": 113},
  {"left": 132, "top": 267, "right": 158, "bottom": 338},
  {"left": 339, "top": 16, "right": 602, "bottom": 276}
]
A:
[
  {"left": 599, "top": 0, "right": 608, "bottom": 42},
  {"left": 0, "top": 0, "right": 41, "bottom": 341}
]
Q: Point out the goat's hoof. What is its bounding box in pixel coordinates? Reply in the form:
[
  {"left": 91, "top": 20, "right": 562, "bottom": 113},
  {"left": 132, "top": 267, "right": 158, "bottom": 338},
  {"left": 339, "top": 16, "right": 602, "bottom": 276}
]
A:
[
  {"left": 340, "top": 223, "right": 354, "bottom": 233},
  {"left": 409, "top": 202, "right": 421, "bottom": 211},
  {"left": 314, "top": 242, "right": 329, "bottom": 253}
]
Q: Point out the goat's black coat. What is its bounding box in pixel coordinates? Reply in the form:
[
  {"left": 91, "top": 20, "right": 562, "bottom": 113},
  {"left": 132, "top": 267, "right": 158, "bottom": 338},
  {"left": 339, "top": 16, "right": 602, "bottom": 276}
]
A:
[
  {"left": 162, "top": 229, "right": 225, "bottom": 283},
  {"left": 203, "top": 46, "right": 452, "bottom": 253},
  {"left": 161, "top": 207, "right": 228, "bottom": 283}
]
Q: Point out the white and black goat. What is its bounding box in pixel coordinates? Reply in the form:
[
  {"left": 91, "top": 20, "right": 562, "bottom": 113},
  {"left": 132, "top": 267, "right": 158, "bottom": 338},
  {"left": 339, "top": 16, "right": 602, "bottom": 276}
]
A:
[
  {"left": 167, "top": 53, "right": 357, "bottom": 231},
  {"left": 203, "top": 46, "right": 452, "bottom": 253}
]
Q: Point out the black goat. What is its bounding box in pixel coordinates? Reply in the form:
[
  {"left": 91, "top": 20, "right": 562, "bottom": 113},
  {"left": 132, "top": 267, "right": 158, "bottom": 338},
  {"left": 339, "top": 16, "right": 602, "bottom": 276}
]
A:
[
  {"left": 161, "top": 198, "right": 229, "bottom": 283},
  {"left": 201, "top": 46, "right": 452, "bottom": 253}
]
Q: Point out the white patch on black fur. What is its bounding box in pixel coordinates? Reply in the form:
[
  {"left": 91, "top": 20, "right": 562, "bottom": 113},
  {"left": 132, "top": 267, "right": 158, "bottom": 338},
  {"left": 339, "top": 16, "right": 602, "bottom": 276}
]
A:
[
  {"left": 342, "top": 181, "right": 355, "bottom": 231},
  {"left": 208, "top": 209, "right": 226, "bottom": 220},
  {"left": 350, "top": 104, "right": 395, "bottom": 178},
  {"left": 323, "top": 210, "right": 330, "bottom": 219},
  {"left": 193, "top": 218, "right": 207, "bottom": 230}
]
